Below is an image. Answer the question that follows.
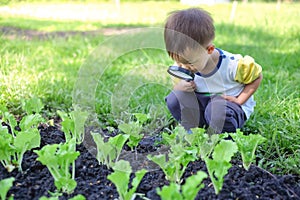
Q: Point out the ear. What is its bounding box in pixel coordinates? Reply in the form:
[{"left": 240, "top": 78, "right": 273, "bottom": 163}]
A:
[{"left": 207, "top": 44, "right": 215, "bottom": 54}]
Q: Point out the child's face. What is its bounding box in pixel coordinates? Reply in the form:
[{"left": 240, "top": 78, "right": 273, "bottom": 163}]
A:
[{"left": 178, "top": 45, "right": 212, "bottom": 72}]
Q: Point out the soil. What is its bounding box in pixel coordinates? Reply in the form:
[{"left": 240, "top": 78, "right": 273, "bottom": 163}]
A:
[{"left": 1, "top": 125, "right": 300, "bottom": 200}]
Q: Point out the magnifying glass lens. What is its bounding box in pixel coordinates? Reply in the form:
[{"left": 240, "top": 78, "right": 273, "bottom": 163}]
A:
[
  {"left": 167, "top": 66, "right": 195, "bottom": 81},
  {"left": 169, "top": 70, "right": 193, "bottom": 80}
]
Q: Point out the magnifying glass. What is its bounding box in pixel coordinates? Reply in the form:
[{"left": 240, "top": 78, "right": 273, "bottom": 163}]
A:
[{"left": 167, "top": 66, "right": 195, "bottom": 81}]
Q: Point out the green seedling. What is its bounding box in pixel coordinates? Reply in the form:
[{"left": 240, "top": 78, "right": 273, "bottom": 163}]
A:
[
  {"left": 147, "top": 126, "right": 198, "bottom": 183},
  {"left": 91, "top": 132, "right": 129, "bottom": 169},
  {"left": 205, "top": 140, "right": 238, "bottom": 194},
  {"left": 57, "top": 110, "right": 88, "bottom": 144},
  {"left": 0, "top": 177, "right": 14, "bottom": 200},
  {"left": 34, "top": 138, "right": 80, "bottom": 194},
  {"left": 118, "top": 113, "right": 149, "bottom": 151},
  {"left": 0, "top": 102, "right": 43, "bottom": 172},
  {"left": 107, "top": 160, "right": 147, "bottom": 200},
  {"left": 185, "top": 127, "right": 228, "bottom": 159},
  {"left": 230, "top": 129, "right": 267, "bottom": 170},
  {"left": 0, "top": 105, "right": 17, "bottom": 137},
  {"left": 21, "top": 97, "right": 44, "bottom": 115},
  {"left": 157, "top": 170, "right": 207, "bottom": 200}
]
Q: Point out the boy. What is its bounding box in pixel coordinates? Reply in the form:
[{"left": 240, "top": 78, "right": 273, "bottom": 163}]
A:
[{"left": 164, "top": 8, "right": 262, "bottom": 133}]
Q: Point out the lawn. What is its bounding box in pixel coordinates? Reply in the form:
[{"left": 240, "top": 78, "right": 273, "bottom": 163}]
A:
[{"left": 0, "top": 0, "right": 299, "bottom": 181}]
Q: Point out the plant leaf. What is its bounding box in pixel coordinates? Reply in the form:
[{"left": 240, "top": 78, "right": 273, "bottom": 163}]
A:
[
  {"left": 156, "top": 183, "right": 182, "bottom": 200},
  {"left": 108, "top": 160, "right": 132, "bottom": 200},
  {"left": 0, "top": 177, "right": 15, "bottom": 200},
  {"left": 14, "top": 129, "right": 41, "bottom": 152},
  {"left": 212, "top": 140, "right": 238, "bottom": 162},
  {"left": 19, "top": 114, "right": 44, "bottom": 130},
  {"left": 205, "top": 159, "right": 232, "bottom": 194},
  {"left": 22, "top": 97, "right": 44, "bottom": 115},
  {"left": 126, "top": 168, "right": 147, "bottom": 200},
  {"left": 230, "top": 130, "right": 266, "bottom": 170},
  {"left": 181, "top": 171, "right": 207, "bottom": 200},
  {"left": 133, "top": 113, "right": 149, "bottom": 124},
  {"left": 55, "top": 177, "right": 77, "bottom": 194},
  {"left": 70, "top": 110, "right": 89, "bottom": 144}
]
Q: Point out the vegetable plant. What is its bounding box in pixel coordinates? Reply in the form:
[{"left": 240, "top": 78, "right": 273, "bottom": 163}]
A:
[
  {"left": 156, "top": 170, "right": 207, "bottom": 200},
  {"left": 0, "top": 105, "right": 17, "bottom": 137},
  {"left": 147, "top": 126, "right": 198, "bottom": 183},
  {"left": 0, "top": 102, "right": 44, "bottom": 172},
  {"left": 118, "top": 113, "right": 149, "bottom": 151},
  {"left": 21, "top": 97, "right": 44, "bottom": 115},
  {"left": 0, "top": 177, "right": 14, "bottom": 200},
  {"left": 230, "top": 129, "right": 267, "bottom": 170},
  {"left": 204, "top": 139, "right": 238, "bottom": 194},
  {"left": 91, "top": 132, "right": 129, "bottom": 169},
  {"left": 185, "top": 127, "right": 228, "bottom": 159},
  {"left": 107, "top": 160, "right": 147, "bottom": 200},
  {"left": 57, "top": 110, "right": 89, "bottom": 144},
  {"left": 34, "top": 138, "right": 80, "bottom": 194}
]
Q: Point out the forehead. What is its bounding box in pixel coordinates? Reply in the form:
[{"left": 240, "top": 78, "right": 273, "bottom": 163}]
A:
[{"left": 178, "top": 47, "right": 206, "bottom": 64}]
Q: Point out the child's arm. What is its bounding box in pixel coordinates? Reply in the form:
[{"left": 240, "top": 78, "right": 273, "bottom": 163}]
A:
[
  {"left": 223, "top": 55, "right": 263, "bottom": 105},
  {"left": 223, "top": 73, "right": 263, "bottom": 105}
]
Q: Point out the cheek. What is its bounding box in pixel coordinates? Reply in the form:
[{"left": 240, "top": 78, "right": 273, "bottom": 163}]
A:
[{"left": 194, "top": 57, "right": 209, "bottom": 69}]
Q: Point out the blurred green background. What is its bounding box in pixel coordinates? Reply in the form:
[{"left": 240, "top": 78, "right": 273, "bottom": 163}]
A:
[{"left": 0, "top": 0, "right": 299, "bottom": 175}]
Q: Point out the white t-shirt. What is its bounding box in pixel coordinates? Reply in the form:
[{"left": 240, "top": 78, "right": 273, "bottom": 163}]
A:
[{"left": 193, "top": 48, "right": 262, "bottom": 119}]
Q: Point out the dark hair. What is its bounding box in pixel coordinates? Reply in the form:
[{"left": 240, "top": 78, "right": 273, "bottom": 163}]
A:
[{"left": 164, "top": 8, "right": 215, "bottom": 61}]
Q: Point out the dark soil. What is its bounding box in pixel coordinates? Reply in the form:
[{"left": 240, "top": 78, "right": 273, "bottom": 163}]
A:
[{"left": 1, "top": 125, "right": 300, "bottom": 200}]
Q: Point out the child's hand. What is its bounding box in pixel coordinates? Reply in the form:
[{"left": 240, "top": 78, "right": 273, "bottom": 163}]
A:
[
  {"left": 222, "top": 95, "right": 241, "bottom": 105},
  {"left": 174, "top": 80, "right": 196, "bottom": 92}
]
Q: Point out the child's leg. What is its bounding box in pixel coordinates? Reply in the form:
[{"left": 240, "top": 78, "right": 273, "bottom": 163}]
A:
[
  {"left": 205, "top": 96, "right": 246, "bottom": 133},
  {"left": 165, "top": 91, "right": 181, "bottom": 122},
  {"left": 165, "top": 91, "right": 205, "bottom": 130}
]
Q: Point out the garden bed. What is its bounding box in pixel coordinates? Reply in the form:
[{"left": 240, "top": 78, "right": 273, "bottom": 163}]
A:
[{"left": 1, "top": 125, "right": 300, "bottom": 200}]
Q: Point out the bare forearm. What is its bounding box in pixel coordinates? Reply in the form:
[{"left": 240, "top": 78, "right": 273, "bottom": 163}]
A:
[
  {"left": 236, "top": 74, "right": 263, "bottom": 105},
  {"left": 223, "top": 74, "right": 263, "bottom": 105}
]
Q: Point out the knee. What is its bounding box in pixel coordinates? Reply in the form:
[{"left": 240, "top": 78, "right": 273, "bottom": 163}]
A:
[
  {"left": 223, "top": 109, "right": 239, "bottom": 132},
  {"left": 165, "top": 92, "right": 180, "bottom": 111},
  {"left": 165, "top": 92, "right": 181, "bottom": 122},
  {"left": 204, "top": 99, "right": 242, "bottom": 133}
]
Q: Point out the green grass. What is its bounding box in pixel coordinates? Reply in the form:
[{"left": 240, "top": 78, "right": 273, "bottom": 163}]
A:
[{"left": 0, "top": 1, "right": 299, "bottom": 175}]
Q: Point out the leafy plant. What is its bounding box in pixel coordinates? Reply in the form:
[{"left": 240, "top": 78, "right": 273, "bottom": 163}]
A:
[
  {"left": 107, "top": 160, "right": 147, "bottom": 200},
  {"left": 156, "top": 170, "right": 207, "bottom": 200},
  {"left": 0, "top": 105, "right": 17, "bottom": 137},
  {"left": 34, "top": 138, "right": 80, "bottom": 194},
  {"left": 147, "top": 126, "right": 198, "bottom": 183},
  {"left": 185, "top": 127, "right": 228, "bottom": 159},
  {"left": 230, "top": 129, "right": 267, "bottom": 170},
  {"left": 57, "top": 110, "right": 88, "bottom": 144},
  {"left": 0, "top": 126, "right": 16, "bottom": 172},
  {"left": 21, "top": 97, "right": 44, "bottom": 115},
  {"left": 0, "top": 177, "right": 14, "bottom": 200},
  {"left": 204, "top": 140, "right": 238, "bottom": 194},
  {"left": 91, "top": 132, "right": 129, "bottom": 169},
  {"left": 0, "top": 102, "right": 43, "bottom": 172},
  {"left": 118, "top": 113, "right": 149, "bottom": 151}
]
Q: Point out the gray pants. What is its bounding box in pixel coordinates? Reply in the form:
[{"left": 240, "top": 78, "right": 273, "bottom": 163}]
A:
[{"left": 165, "top": 91, "right": 246, "bottom": 133}]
